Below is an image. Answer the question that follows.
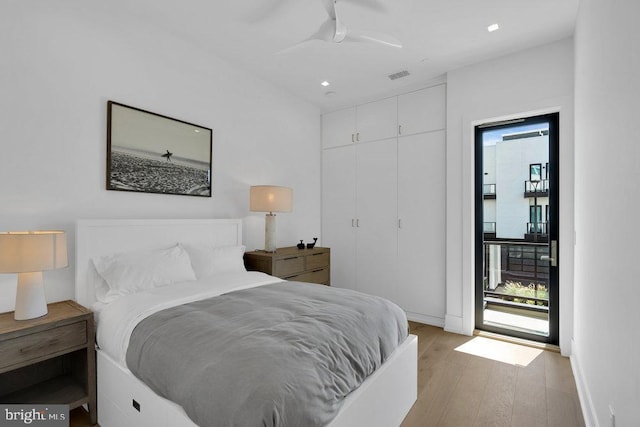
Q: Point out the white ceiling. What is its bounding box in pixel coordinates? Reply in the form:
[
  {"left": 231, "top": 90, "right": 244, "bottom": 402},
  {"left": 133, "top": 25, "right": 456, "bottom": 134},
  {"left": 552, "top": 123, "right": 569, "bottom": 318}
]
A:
[{"left": 105, "top": 0, "right": 579, "bottom": 112}]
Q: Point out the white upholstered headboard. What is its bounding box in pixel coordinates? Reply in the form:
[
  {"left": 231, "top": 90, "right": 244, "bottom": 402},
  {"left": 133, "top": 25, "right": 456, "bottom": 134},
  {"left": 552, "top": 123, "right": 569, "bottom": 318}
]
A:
[{"left": 75, "top": 219, "right": 243, "bottom": 308}]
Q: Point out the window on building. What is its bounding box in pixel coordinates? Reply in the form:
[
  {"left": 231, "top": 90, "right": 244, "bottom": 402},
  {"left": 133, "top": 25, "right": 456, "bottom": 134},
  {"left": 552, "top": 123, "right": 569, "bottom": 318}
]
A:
[
  {"left": 530, "top": 205, "right": 542, "bottom": 232},
  {"left": 530, "top": 163, "right": 542, "bottom": 182}
]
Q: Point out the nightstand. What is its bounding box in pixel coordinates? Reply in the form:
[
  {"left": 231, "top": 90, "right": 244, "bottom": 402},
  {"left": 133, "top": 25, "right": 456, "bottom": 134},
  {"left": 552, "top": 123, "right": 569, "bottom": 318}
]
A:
[
  {"left": 0, "top": 300, "right": 97, "bottom": 425},
  {"left": 244, "top": 246, "right": 331, "bottom": 286}
]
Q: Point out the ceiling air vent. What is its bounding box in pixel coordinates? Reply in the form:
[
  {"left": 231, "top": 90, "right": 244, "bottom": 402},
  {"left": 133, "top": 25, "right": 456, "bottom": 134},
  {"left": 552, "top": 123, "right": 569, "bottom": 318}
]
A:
[{"left": 388, "top": 70, "right": 410, "bottom": 80}]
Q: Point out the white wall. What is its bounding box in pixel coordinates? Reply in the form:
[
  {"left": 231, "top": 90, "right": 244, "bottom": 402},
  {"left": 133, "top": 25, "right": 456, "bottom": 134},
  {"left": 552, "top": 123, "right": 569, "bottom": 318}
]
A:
[
  {"left": 0, "top": 2, "right": 321, "bottom": 313},
  {"left": 445, "top": 38, "right": 575, "bottom": 354},
  {"left": 573, "top": 1, "right": 640, "bottom": 425}
]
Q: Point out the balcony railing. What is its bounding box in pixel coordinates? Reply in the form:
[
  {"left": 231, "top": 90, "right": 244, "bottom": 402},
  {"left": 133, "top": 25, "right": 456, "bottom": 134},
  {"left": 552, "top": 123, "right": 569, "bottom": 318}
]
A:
[
  {"left": 483, "top": 241, "right": 549, "bottom": 309},
  {"left": 525, "top": 222, "right": 548, "bottom": 242},
  {"left": 527, "top": 222, "right": 547, "bottom": 234},
  {"left": 524, "top": 179, "right": 549, "bottom": 197},
  {"left": 483, "top": 183, "right": 496, "bottom": 199}
]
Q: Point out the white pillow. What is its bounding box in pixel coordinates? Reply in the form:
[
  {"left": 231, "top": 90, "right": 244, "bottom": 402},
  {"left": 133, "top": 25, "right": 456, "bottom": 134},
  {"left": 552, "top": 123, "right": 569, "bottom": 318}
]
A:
[
  {"left": 92, "top": 244, "right": 197, "bottom": 303},
  {"left": 181, "top": 244, "right": 246, "bottom": 279}
]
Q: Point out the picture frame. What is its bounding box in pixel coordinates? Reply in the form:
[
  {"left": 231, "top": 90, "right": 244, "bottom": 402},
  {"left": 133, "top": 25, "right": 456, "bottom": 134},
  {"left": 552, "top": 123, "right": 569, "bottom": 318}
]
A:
[{"left": 107, "top": 101, "right": 213, "bottom": 197}]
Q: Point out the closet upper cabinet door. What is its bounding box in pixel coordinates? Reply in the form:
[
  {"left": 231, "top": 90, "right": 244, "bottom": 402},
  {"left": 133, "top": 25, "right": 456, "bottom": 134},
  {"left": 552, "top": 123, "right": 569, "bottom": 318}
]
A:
[
  {"left": 322, "top": 107, "right": 357, "bottom": 149},
  {"left": 398, "top": 84, "right": 446, "bottom": 136},
  {"left": 355, "top": 97, "right": 398, "bottom": 143}
]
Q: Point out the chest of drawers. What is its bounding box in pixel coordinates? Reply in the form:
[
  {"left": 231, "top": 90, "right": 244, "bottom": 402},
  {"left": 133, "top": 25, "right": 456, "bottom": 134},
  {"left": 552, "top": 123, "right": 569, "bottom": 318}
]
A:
[{"left": 244, "top": 246, "right": 330, "bottom": 286}]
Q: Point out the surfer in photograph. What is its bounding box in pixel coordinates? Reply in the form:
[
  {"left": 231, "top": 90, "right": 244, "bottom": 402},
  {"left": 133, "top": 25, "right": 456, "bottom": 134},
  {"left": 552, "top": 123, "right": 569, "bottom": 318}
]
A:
[{"left": 162, "top": 149, "right": 173, "bottom": 162}]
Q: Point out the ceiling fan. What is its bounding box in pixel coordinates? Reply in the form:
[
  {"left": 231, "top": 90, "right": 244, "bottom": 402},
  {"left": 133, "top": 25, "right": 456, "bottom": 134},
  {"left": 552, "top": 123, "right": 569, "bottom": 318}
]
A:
[{"left": 278, "top": 0, "right": 402, "bottom": 53}]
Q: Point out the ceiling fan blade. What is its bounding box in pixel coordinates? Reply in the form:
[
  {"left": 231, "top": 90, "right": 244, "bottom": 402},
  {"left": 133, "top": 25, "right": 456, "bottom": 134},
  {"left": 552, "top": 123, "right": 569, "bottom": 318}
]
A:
[
  {"left": 345, "top": 29, "right": 402, "bottom": 48},
  {"left": 320, "top": 0, "right": 337, "bottom": 20},
  {"left": 279, "top": 0, "right": 399, "bottom": 53},
  {"left": 277, "top": 18, "right": 336, "bottom": 54},
  {"left": 276, "top": 39, "right": 317, "bottom": 55}
]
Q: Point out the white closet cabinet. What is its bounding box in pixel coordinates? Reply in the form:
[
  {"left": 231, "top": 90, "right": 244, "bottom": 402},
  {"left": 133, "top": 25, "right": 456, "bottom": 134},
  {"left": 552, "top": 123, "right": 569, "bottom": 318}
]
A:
[
  {"left": 321, "top": 139, "right": 398, "bottom": 302},
  {"left": 398, "top": 84, "right": 446, "bottom": 137},
  {"left": 322, "top": 83, "right": 446, "bottom": 325},
  {"left": 321, "top": 97, "right": 397, "bottom": 149},
  {"left": 397, "top": 131, "right": 446, "bottom": 322}
]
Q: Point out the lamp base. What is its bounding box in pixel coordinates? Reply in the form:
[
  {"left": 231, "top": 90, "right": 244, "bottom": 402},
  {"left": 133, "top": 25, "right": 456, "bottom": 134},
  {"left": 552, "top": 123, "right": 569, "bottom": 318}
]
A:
[
  {"left": 265, "top": 213, "right": 277, "bottom": 252},
  {"left": 15, "top": 271, "right": 48, "bottom": 320}
]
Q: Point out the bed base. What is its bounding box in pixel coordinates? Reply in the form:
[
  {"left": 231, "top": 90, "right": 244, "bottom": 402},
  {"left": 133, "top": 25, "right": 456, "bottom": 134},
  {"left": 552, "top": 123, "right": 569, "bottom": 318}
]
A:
[{"left": 96, "top": 334, "right": 417, "bottom": 427}]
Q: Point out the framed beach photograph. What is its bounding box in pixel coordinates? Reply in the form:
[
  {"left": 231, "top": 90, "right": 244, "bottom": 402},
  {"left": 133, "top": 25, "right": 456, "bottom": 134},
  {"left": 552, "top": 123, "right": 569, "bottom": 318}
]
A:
[{"left": 107, "top": 101, "right": 213, "bottom": 197}]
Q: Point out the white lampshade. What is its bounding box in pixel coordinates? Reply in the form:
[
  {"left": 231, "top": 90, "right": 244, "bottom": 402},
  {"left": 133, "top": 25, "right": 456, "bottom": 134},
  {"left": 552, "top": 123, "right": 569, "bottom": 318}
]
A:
[
  {"left": 0, "top": 230, "right": 68, "bottom": 320},
  {"left": 0, "top": 231, "right": 68, "bottom": 273},
  {"left": 249, "top": 186, "right": 293, "bottom": 252},
  {"left": 250, "top": 186, "right": 293, "bottom": 214}
]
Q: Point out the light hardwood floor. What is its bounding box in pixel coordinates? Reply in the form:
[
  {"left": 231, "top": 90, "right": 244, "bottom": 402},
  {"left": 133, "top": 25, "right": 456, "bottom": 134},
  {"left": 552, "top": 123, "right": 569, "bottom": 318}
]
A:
[
  {"left": 71, "top": 322, "right": 585, "bottom": 427},
  {"left": 402, "top": 322, "right": 585, "bottom": 427}
]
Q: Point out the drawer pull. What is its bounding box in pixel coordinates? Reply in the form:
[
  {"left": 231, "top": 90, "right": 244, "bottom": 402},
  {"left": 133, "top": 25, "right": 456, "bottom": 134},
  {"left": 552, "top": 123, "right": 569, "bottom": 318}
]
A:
[
  {"left": 311, "top": 253, "right": 323, "bottom": 256},
  {"left": 283, "top": 257, "right": 298, "bottom": 261},
  {"left": 312, "top": 269, "right": 324, "bottom": 273}
]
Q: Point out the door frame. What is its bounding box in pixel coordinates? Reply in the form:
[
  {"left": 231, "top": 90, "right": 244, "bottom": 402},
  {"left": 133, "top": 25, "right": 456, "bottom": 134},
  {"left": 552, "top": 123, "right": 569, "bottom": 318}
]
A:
[{"left": 474, "top": 112, "right": 560, "bottom": 344}]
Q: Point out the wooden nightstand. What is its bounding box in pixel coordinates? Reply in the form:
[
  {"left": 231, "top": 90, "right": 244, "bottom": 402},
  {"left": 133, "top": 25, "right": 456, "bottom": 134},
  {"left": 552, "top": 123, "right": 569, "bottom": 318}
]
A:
[
  {"left": 244, "top": 246, "right": 331, "bottom": 286},
  {"left": 0, "top": 300, "right": 97, "bottom": 425}
]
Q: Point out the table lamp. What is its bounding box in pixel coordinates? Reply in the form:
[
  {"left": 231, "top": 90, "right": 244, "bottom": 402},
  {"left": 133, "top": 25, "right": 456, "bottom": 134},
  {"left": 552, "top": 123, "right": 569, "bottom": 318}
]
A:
[
  {"left": 0, "top": 230, "right": 68, "bottom": 320},
  {"left": 250, "top": 186, "right": 293, "bottom": 252}
]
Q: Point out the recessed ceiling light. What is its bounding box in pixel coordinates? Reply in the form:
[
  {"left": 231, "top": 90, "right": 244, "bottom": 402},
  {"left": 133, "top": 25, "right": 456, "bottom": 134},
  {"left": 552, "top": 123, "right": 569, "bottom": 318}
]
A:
[
  {"left": 194, "top": 129, "right": 200, "bottom": 133},
  {"left": 487, "top": 23, "right": 500, "bottom": 32},
  {"left": 321, "top": 81, "right": 330, "bottom": 87}
]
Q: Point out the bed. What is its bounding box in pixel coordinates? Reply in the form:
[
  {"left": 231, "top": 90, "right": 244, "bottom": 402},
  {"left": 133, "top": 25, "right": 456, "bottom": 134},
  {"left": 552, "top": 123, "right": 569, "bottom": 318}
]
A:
[{"left": 75, "top": 219, "right": 417, "bottom": 427}]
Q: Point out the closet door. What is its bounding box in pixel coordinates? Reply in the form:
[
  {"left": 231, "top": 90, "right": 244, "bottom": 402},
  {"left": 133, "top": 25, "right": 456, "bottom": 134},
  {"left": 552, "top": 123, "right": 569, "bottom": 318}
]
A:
[
  {"left": 398, "top": 84, "right": 446, "bottom": 137},
  {"left": 397, "top": 131, "right": 446, "bottom": 320},
  {"left": 322, "top": 145, "right": 357, "bottom": 289},
  {"left": 355, "top": 138, "right": 398, "bottom": 302},
  {"left": 356, "top": 97, "right": 398, "bottom": 143},
  {"left": 322, "top": 107, "right": 357, "bottom": 149}
]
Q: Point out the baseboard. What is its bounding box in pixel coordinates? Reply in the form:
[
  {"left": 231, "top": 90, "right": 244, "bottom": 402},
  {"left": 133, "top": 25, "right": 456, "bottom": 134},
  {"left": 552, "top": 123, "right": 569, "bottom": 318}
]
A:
[
  {"left": 444, "top": 314, "right": 464, "bottom": 334},
  {"left": 405, "top": 312, "right": 445, "bottom": 328},
  {"left": 570, "top": 339, "right": 598, "bottom": 427}
]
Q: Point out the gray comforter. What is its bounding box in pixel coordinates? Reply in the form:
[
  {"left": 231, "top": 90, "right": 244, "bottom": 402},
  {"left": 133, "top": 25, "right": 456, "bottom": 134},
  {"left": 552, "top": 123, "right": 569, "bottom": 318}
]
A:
[{"left": 126, "top": 281, "right": 408, "bottom": 427}]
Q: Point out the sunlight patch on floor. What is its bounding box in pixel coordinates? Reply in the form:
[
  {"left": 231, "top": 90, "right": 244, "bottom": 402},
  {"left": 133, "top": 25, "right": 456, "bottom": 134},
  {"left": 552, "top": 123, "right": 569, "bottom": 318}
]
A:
[{"left": 454, "top": 336, "right": 543, "bottom": 366}]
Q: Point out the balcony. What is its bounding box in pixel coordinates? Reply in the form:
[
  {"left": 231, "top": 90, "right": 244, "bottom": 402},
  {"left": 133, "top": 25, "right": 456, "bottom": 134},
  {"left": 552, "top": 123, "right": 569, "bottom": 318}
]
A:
[
  {"left": 483, "top": 183, "right": 496, "bottom": 199},
  {"left": 484, "top": 241, "right": 549, "bottom": 290},
  {"left": 483, "top": 222, "right": 496, "bottom": 240},
  {"left": 482, "top": 241, "right": 550, "bottom": 336},
  {"left": 525, "top": 222, "right": 548, "bottom": 242},
  {"left": 523, "top": 179, "right": 548, "bottom": 198}
]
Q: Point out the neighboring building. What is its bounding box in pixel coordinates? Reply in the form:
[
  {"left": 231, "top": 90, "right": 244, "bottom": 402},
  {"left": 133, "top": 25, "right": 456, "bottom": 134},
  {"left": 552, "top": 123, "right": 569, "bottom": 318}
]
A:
[{"left": 483, "top": 129, "right": 549, "bottom": 241}]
